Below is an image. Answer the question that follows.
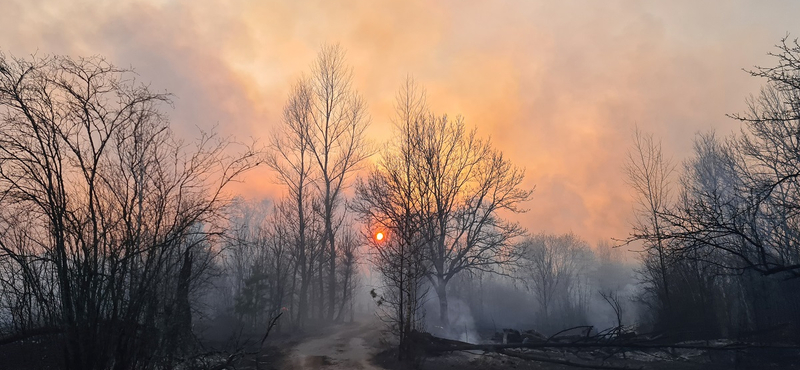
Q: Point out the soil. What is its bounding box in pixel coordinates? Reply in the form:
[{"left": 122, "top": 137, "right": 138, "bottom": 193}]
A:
[
  {"left": 0, "top": 335, "right": 64, "bottom": 370},
  {"left": 3, "top": 322, "right": 797, "bottom": 370},
  {"left": 278, "top": 318, "right": 384, "bottom": 370}
]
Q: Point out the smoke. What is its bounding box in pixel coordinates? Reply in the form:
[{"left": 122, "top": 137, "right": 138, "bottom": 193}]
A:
[
  {"left": 3, "top": 1, "right": 798, "bottom": 246},
  {"left": 586, "top": 282, "right": 640, "bottom": 332},
  {"left": 424, "top": 297, "right": 480, "bottom": 344}
]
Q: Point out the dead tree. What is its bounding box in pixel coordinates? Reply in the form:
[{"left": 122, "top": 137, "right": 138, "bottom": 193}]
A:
[
  {"left": 303, "top": 45, "right": 371, "bottom": 321},
  {"left": 414, "top": 329, "right": 800, "bottom": 370},
  {"left": 522, "top": 233, "right": 593, "bottom": 331},
  {"left": 626, "top": 37, "right": 800, "bottom": 340},
  {"left": 352, "top": 78, "right": 431, "bottom": 360},
  {"left": 624, "top": 127, "right": 675, "bottom": 332},
  {"left": 419, "top": 112, "right": 532, "bottom": 328},
  {"left": 266, "top": 80, "right": 317, "bottom": 327},
  {"left": 0, "top": 52, "right": 259, "bottom": 369},
  {"left": 360, "top": 78, "right": 532, "bottom": 328}
]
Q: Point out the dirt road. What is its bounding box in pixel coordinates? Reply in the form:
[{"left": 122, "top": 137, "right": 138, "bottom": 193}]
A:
[{"left": 282, "top": 320, "right": 385, "bottom": 370}]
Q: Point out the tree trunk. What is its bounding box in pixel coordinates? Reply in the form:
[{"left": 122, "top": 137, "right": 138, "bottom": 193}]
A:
[
  {"left": 296, "top": 183, "right": 308, "bottom": 328},
  {"left": 297, "top": 260, "right": 308, "bottom": 328},
  {"left": 335, "top": 264, "right": 351, "bottom": 322},
  {"left": 326, "top": 193, "right": 336, "bottom": 321},
  {"left": 436, "top": 278, "right": 449, "bottom": 327},
  {"left": 318, "top": 254, "right": 325, "bottom": 320}
]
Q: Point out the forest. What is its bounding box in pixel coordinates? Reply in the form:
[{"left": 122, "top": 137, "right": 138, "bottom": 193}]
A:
[{"left": 1, "top": 30, "right": 800, "bottom": 370}]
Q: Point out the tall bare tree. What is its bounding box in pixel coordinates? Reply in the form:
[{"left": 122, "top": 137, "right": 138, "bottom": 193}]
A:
[
  {"left": 268, "top": 45, "right": 370, "bottom": 323},
  {"left": 624, "top": 127, "right": 675, "bottom": 330},
  {"left": 304, "top": 45, "right": 371, "bottom": 320},
  {"left": 355, "top": 78, "right": 531, "bottom": 329},
  {"left": 353, "top": 78, "right": 430, "bottom": 360},
  {"left": 414, "top": 99, "right": 531, "bottom": 327},
  {"left": 265, "top": 79, "right": 316, "bottom": 326}
]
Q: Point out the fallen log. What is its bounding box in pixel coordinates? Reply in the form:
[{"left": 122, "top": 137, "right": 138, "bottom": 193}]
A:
[
  {"left": 410, "top": 330, "right": 800, "bottom": 369},
  {"left": 411, "top": 330, "right": 800, "bottom": 353},
  {"left": 409, "top": 331, "right": 642, "bottom": 370}
]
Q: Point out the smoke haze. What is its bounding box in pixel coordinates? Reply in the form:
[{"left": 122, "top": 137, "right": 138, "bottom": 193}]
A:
[{"left": 3, "top": 0, "right": 799, "bottom": 246}]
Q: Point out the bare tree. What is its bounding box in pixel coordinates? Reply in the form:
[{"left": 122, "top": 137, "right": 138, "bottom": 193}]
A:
[
  {"left": 623, "top": 39, "right": 800, "bottom": 339},
  {"left": 0, "top": 52, "right": 259, "bottom": 369},
  {"left": 352, "top": 78, "right": 431, "bottom": 360},
  {"left": 266, "top": 80, "right": 317, "bottom": 327},
  {"left": 355, "top": 78, "right": 531, "bottom": 334},
  {"left": 623, "top": 38, "right": 800, "bottom": 340},
  {"left": 521, "top": 233, "right": 593, "bottom": 331},
  {"left": 414, "top": 97, "right": 531, "bottom": 328},
  {"left": 304, "top": 45, "right": 371, "bottom": 321},
  {"left": 267, "top": 45, "right": 370, "bottom": 324},
  {"left": 624, "top": 127, "right": 675, "bottom": 331}
]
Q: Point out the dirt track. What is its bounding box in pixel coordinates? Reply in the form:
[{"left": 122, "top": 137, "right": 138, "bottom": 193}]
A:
[{"left": 282, "top": 320, "right": 384, "bottom": 370}]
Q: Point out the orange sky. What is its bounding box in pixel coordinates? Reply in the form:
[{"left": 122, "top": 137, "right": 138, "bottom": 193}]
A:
[{"left": 2, "top": 0, "right": 799, "bottom": 247}]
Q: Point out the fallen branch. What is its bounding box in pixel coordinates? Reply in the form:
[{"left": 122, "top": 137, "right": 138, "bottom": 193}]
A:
[
  {"left": 497, "top": 348, "right": 642, "bottom": 370},
  {"left": 412, "top": 330, "right": 800, "bottom": 370},
  {"left": 260, "top": 312, "right": 283, "bottom": 347},
  {"left": 415, "top": 331, "right": 800, "bottom": 353}
]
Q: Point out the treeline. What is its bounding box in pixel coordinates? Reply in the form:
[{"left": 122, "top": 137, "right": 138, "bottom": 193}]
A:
[
  {"left": 350, "top": 78, "right": 533, "bottom": 359},
  {"left": 627, "top": 37, "right": 800, "bottom": 342},
  {"left": 0, "top": 53, "right": 260, "bottom": 370},
  {"left": 210, "top": 197, "right": 362, "bottom": 336},
  {"left": 446, "top": 236, "right": 635, "bottom": 337},
  {"left": 0, "top": 45, "right": 371, "bottom": 369},
  {"left": 205, "top": 45, "right": 371, "bottom": 337},
  {"left": 4, "top": 34, "right": 800, "bottom": 370}
]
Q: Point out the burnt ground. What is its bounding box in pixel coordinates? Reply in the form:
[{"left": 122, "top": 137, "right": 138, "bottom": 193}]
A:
[
  {"left": 2, "top": 323, "right": 798, "bottom": 369},
  {"left": 188, "top": 320, "right": 800, "bottom": 370},
  {"left": 371, "top": 346, "right": 800, "bottom": 370},
  {"left": 0, "top": 334, "right": 64, "bottom": 370},
  {"left": 368, "top": 329, "right": 800, "bottom": 370}
]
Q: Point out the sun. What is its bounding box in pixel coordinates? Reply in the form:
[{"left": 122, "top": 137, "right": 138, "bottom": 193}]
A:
[{"left": 375, "top": 232, "right": 384, "bottom": 242}]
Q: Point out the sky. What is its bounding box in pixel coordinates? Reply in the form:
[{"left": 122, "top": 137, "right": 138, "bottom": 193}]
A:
[{"left": 2, "top": 0, "right": 799, "bottom": 247}]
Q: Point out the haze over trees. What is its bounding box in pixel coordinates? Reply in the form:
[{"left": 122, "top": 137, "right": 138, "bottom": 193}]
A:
[
  {"left": 0, "top": 53, "right": 260, "bottom": 369},
  {"left": 262, "top": 44, "right": 370, "bottom": 329},
  {"left": 521, "top": 233, "right": 594, "bottom": 332},
  {"left": 1, "top": 35, "right": 800, "bottom": 370},
  {"left": 627, "top": 37, "right": 800, "bottom": 341},
  {"left": 352, "top": 78, "right": 532, "bottom": 356}
]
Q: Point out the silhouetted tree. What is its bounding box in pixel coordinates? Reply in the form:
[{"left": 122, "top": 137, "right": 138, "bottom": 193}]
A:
[
  {"left": 355, "top": 78, "right": 532, "bottom": 333},
  {"left": 625, "top": 127, "right": 675, "bottom": 332},
  {"left": 266, "top": 79, "right": 318, "bottom": 327},
  {"left": 266, "top": 45, "right": 369, "bottom": 325},
  {"left": 628, "top": 37, "right": 800, "bottom": 340},
  {"left": 0, "top": 52, "right": 259, "bottom": 369},
  {"left": 303, "top": 45, "right": 371, "bottom": 321},
  {"left": 521, "top": 233, "right": 593, "bottom": 331},
  {"left": 353, "top": 79, "right": 431, "bottom": 360}
]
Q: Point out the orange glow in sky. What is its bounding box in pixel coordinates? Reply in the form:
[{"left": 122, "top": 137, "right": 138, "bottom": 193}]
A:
[
  {"left": 375, "top": 232, "right": 385, "bottom": 242},
  {"left": 3, "top": 1, "right": 799, "bottom": 250}
]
